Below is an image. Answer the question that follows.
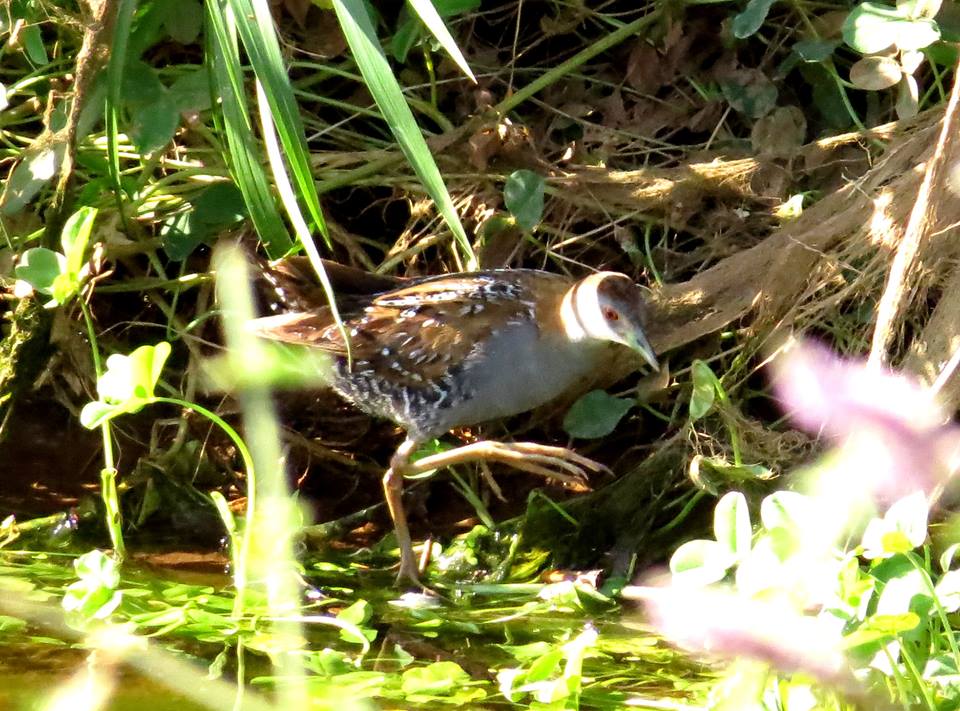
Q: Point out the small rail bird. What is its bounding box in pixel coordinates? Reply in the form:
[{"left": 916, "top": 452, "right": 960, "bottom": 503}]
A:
[{"left": 249, "top": 266, "right": 659, "bottom": 583}]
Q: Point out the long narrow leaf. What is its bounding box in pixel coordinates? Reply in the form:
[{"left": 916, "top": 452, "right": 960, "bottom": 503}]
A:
[
  {"left": 105, "top": 0, "right": 139, "bottom": 205},
  {"left": 205, "top": 0, "right": 292, "bottom": 257},
  {"left": 224, "top": 0, "right": 329, "bottom": 248},
  {"left": 406, "top": 0, "right": 476, "bottom": 82},
  {"left": 331, "top": 0, "right": 477, "bottom": 270}
]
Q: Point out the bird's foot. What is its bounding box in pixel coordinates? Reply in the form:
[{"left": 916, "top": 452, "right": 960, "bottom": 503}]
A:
[{"left": 407, "top": 440, "right": 606, "bottom": 490}]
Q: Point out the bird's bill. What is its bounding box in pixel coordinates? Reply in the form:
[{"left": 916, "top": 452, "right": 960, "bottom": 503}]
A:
[{"left": 626, "top": 329, "right": 660, "bottom": 372}]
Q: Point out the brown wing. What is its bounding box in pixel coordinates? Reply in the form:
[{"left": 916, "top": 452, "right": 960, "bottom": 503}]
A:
[{"left": 248, "top": 271, "right": 568, "bottom": 385}]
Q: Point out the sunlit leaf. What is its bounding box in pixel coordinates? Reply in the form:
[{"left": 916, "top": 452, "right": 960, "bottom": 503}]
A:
[
  {"left": 401, "top": 661, "right": 471, "bottom": 695},
  {"left": 935, "top": 569, "right": 960, "bottom": 612},
  {"left": 15, "top": 248, "right": 65, "bottom": 296},
  {"left": 896, "top": 74, "right": 920, "bottom": 119},
  {"left": 843, "top": 2, "right": 940, "bottom": 53},
  {"left": 689, "top": 360, "right": 718, "bottom": 421},
  {"left": 669, "top": 539, "right": 735, "bottom": 586},
  {"left": 406, "top": 0, "right": 476, "bottom": 81},
  {"left": 898, "top": 0, "right": 942, "bottom": 17},
  {"left": 81, "top": 342, "right": 172, "bottom": 428},
  {"left": 861, "top": 491, "right": 928, "bottom": 559},
  {"left": 330, "top": 0, "right": 476, "bottom": 268},
  {"left": 760, "top": 490, "right": 814, "bottom": 537},
  {"left": 61, "top": 206, "right": 98, "bottom": 277},
  {"left": 875, "top": 564, "right": 932, "bottom": 621},
  {"left": 842, "top": 612, "right": 920, "bottom": 648},
  {"left": 0, "top": 142, "right": 66, "bottom": 215},
  {"left": 714, "top": 491, "right": 752, "bottom": 558},
  {"left": 849, "top": 56, "right": 902, "bottom": 90}
]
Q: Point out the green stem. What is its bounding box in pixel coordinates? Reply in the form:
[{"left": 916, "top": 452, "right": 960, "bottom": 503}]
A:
[
  {"left": 153, "top": 396, "right": 255, "bottom": 617},
  {"left": 658, "top": 490, "right": 707, "bottom": 535},
  {"left": 712, "top": 385, "right": 742, "bottom": 466},
  {"left": 79, "top": 298, "right": 125, "bottom": 560},
  {"left": 494, "top": 13, "right": 657, "bottom": 116},
  {"left": 898, "top": 639, "right": 937, "bottom": 711},
  {"left": 906, "top": 550, "right": 960, "bottom": 672}
]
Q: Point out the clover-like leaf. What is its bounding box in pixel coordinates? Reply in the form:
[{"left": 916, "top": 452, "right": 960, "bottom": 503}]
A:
[
  {"left": 843, "top": 2, "right": 940, "bottom": 53},
  {"left": 670, "top": 539, "right": 736, "bottom": 586},
  {"left": 732, "top": 0, "right": 778, "bottom": 38},
  {"left": 504, "top": 169, "right": 545, "bottom": 232},
  {"left": 60, "top": 206, "right": 98, "bottom": 277},
  {"left": 714, "top": 491, "right": 752, "bottom": 558},
  {"left": 563, "top": 389, "right": 634, "bottom": 439},
  {"left": 15, "top": 248, "right": 65, "bottom": 296},
  {"left": 401, "top": 660, "right": 471, "bottom": 695},
  {"left": 80, "top": 342, "right": 172, "bottom": 429},
  {"left": 689, "top": 360, "right": 719, "bottom": 421},
  {"left": 861, "top": 490, "right": 929, "bottom": 559}
]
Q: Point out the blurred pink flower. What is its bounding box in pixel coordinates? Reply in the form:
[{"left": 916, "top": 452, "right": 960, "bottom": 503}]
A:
[
  {"left": 772, "top": 340, "right": 960, "bottom": 500},
  {"left": 624, "top": 584, "right": 850, "bottom": 685}
]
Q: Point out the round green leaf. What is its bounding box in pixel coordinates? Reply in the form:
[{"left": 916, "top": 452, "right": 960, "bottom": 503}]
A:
[
  {"left": 79, "top": 401, "right": 119, "bottom": 429},
  {"left": 689, "top": 360, "right": 718, "bottom": 421},
  {"left": 401, "top": 661, "right": 471, "bottom": 695},
  {"left": 732, "top": 0, "right": 778, "bottom": 39},
  {"left": 61, "top": 206, "right": 98, "bottom": 276},
  {"left": 720, "top": 71, "right": 778, "bottom": 118},
  {"left": 193, "top": 182, "right": 247, "bottom": 225},
  {"left": 0, "top": 143, "right": 66, "bottom": 216},
  {"left": 669, "top": 539, "right": 735, "bottom": 585},
  {"left": 503, "top": 169, "right": 545, "bottom": 232},
  {"left": 898, "top": 0, "right": 942, "bottom": 18},
  {"left": 895, "top": 17, "right": 941, "bottom": 48},
  {"left": 15, "top": 248, "right": 66, "bottom": 295},
  {"left": 164, "top": 0, "right": 204, "bottom": 44},
  {"left": 170, "top": 68, "right": 213, "bottom": 113},
  {"left": 843, "top": 3, "right": 903, "bottom": 52},
  {"left": 130, "top": 92, "right": 180, "bottom": 154},
  {"left": 95, "top": 342, "right": 171, "bottom": 409},
  {"left": 563, "top": 389, "right": 634, "bottom": 439},
  {"left": 714, "top": 491, "right": 752, "bottom": 557},
  {"left": 760, "top": 490, "right": 814, "bottom": 536},
  {"left": 843, "top": 2, "right": 940, "bottom": 52},
  {"left": 793, "top": 39, "right": 839, "bottom": 62}
]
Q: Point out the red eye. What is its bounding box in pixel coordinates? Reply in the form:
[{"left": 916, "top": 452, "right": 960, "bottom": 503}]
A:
[{"left": 603, "top": 308, "right": 619, "bottom": 321}]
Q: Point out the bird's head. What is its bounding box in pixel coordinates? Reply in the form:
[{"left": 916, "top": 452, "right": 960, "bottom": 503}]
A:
[{"left": 560, "top": 272, "right": 659, "bottom": 371}]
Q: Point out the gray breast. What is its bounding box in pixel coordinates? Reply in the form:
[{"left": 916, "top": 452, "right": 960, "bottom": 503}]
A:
[
  {"left": 423, "top": 322, "right": 608, "bottom": 435},
  {"left": 329, "top": 322, "right": 610, "bottom": 441}
]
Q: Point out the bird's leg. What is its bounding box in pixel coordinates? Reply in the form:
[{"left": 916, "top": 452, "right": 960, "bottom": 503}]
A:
[
  {"left": 383, "top": 438, "right": 421, "bottom": 584},
  {"left": 404, "top": 440, "right": 608, "bottom": 490}
]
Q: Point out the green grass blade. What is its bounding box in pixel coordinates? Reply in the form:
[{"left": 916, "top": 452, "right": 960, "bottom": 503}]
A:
[
  {"left": 331, "top": 0, "right": 477, "bottom": 270},
  {"left": 205, "top": 0, "right": 292, "bottom": 257},
  {"left": 406, "top": 0, "right": 476, "bottom": 82},
  {"left": 105, "top": 0, "right": 139, "bottom": 204},
  {"left": 224, "top": 0, "right": 329, "bottom": 248}
]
